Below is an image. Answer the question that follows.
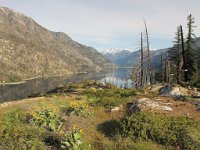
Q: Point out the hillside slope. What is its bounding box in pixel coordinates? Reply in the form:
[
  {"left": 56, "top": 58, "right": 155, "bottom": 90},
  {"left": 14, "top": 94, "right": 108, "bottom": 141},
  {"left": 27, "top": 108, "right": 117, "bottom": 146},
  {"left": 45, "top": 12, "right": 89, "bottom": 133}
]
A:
[{"left": 0, "top": 7, "right": 114, "bottom": 82}]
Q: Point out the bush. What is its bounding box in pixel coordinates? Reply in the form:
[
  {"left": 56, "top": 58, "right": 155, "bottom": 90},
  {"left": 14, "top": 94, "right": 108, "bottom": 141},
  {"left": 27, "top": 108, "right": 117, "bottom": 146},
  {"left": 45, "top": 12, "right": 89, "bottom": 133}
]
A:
[
  {"left": 61, "top": 125, "right": 85, "bottom": 150},
  {"left": 98, "top": 112, "right": 200, "bottom": 149},
  {"left": 65, "top": 101, "right": 91, "bottom": 117},
  {"left": 118, "top": 113, "right": 198, "bottom": 149},
  {"left": 191, "top": 73, "right": 200, "bottom": 88},
  {"left": 84, "top": 88, "right": 135, "bottom": 108},
  {"left": 31, "top": 109, "right": 63, "bottom": 131},
  {"left": 0, "top": 109, "right": 45, "bottom": 149}
]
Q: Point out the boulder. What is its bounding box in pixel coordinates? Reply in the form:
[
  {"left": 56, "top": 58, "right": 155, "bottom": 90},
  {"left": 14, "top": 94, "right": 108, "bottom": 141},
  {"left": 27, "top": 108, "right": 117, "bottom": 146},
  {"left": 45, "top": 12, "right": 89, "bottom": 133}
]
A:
[
  {"left": 127, "top": 98, "right": 173, "bottom": 115},
  {"left": 159, "top": 85, "right": 200, "bottom": 99},
  {"left": 111, "top": 105, "right": 123, "bottom": 112}
]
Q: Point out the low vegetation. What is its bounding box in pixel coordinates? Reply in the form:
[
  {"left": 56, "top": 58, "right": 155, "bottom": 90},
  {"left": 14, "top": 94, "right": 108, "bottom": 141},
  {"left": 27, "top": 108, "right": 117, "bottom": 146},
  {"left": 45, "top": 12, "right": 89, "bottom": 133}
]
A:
[
  {"left": 84, "top": 87, "right": 136, "bottom": 109},
  {"left": 0, "top": 81, "right": 199, "bottom": 150},
  {"left": 98, "top": 113, "right": 200, "bottom": 149}
]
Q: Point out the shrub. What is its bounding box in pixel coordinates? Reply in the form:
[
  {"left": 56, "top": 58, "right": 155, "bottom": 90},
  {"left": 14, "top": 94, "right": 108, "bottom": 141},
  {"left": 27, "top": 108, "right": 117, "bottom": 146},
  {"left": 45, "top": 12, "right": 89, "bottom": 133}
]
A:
[
  {"left": 61, "top": 125, "right": 84, "bottom": 150},
  {"left": 118, "top": 113, "right": 198, "bottom": 149},
  {"left": 84, "top": 88, "right": 135, "bottom": 109},
  {"left": 31, "top": 109, "right": 63, "bottom": 131},
  {"left": 65, "top": 101, "right": 91, "bottom": 117},
  {"left": 98, "top": 112, "right": 199, "bottom": 149},
  {"left": 0, "top": 109, "right": 45, "bottom": 149}
]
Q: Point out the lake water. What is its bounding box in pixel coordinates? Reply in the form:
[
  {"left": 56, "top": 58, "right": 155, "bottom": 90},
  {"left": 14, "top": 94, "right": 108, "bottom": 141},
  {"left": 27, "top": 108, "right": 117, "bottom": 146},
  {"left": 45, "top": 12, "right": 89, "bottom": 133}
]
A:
[{"left": 0, "top": 68, "right": 132, "bottom": 102}]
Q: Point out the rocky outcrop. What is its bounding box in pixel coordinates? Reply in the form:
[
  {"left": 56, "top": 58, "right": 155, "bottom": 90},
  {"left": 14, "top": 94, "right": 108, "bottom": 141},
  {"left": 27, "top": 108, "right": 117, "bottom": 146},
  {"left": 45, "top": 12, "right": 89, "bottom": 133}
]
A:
[
  {"left": 110, "top": 105, "right": 123, "bottom": 112},
  {"left": 127, "top": 98, "right": 173, "bottom": 115},
  {"left": 159, "top": 85, "right": 200, "bottom": 99}
]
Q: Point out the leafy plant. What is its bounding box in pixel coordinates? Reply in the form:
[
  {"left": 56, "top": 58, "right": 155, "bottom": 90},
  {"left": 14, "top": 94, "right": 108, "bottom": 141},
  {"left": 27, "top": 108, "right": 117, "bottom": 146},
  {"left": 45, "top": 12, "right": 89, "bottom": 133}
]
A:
[
  {"left": 31, "top": 109, "right": 63, "bottom": 131},
  {"left": 0, "top": 109, "right": 46, "bottom": 149},
  {"left": 61, "top": 126, "right": 84, "bottom": 150},
  {"left": 84, "top": 88, "right": 135, "bottom": 108},
  {"left": 117, "top": 112, "right": 198, "bottom": 149},
  {"left": 66, "top": 101, "right": 91, "bottom": 117},
  {"left": 98, "top": 112, "right": 200, "bottom": 149}
]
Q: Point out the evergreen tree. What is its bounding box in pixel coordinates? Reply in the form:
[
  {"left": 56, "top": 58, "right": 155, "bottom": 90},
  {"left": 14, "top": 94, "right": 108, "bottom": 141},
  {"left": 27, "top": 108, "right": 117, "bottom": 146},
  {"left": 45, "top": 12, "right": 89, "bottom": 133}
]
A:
[
  {"left": 185, "top": 14, "right": 196, "bottom": 80},
  {"left": 191, "top": 52, "right": 200, "bottom": 87},
  {"left": 169, "top": 26, "right": 182, "bottom": 84}
]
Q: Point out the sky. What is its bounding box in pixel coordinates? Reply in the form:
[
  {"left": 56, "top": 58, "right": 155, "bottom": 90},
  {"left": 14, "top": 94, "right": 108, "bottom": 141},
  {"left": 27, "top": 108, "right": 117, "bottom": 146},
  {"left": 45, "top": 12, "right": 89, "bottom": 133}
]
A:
[{"left": 0, "top": 0, "right": 200, "bottom": 52}]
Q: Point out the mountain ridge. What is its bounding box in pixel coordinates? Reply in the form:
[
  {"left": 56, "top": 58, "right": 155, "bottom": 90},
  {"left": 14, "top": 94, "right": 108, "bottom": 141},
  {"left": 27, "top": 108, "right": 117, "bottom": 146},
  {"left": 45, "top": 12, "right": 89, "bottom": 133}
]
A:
[
  {"left": 102, "top": 48, "right": 168, "bottom": 68},
  {"left": 103, "top": 37, "right": 200, "bottom": 69},
  {"left": 0, "top": 7, "right": 114, "bottom": 82}
]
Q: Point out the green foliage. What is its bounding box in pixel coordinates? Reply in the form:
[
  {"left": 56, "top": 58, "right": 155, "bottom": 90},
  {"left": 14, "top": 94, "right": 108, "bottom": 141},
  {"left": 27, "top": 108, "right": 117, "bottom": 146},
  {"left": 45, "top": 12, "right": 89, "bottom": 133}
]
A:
[
  {"left": 0, "top": 109, "right": 45, "bottom": 149},
  {"left": 61, "top": 126, "right": 84, "bottom": 150},
  {"left": 185, "top": 14, "right": 196, "bottom": 80},
  {"left": 68, "top": 83, "right": 79, "bottom": 89},
  {"left": 117, "top": 113, "right": 199, "bottom": 149},
  {"left": 84, "top": 88, "right": 135, "bottom": 108},
  {"left": 31, "top": 109, "right": 63, "bottom": 131},
  {"left": 191, "top": 59, "right": 200, "bottom": 87},
  {"left": 65, "top": 101, "right": 91, "bottom": 117},
  {"left": 103, "top": 138, "right": 168, "bottom": 150},
  {"left": 98, "top": 112, "right": 200, "bottom": 149},
  {"left": 81, "top": 80, "right": 114, "bottom": 89},
  {"left": 169, "top": 26, "right": 182, "bottom": 83}
]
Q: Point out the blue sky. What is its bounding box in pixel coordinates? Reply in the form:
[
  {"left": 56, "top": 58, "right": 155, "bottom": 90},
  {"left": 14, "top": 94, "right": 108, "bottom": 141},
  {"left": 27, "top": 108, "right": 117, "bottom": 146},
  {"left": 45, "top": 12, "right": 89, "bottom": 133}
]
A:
[{"left": 0, "top": 0, "right": 200, "bottom": 51}]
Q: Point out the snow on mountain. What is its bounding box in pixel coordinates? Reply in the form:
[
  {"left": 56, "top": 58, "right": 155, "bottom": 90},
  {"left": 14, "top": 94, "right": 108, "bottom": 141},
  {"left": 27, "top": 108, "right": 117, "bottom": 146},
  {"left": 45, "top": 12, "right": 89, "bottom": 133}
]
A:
[
  {"left": 102, "top": 48, "right": 132, "bottom": 55},
  {"left": 101, "top": 48, "right": 169, "bottom": 68}
]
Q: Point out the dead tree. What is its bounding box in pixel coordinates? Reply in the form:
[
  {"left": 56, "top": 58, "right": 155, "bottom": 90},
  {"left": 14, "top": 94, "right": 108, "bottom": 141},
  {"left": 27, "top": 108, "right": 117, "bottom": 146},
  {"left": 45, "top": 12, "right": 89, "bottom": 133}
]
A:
[
  {"left": 140, "top": 32, "right": 144, "bottom": 88},
  {"left": 180, "top": 25, "right": 188, "bottom": 82},
  {"left": 164, "top": 54, "right": 171, "bottom": 83},
  {"left": 143, "top": 19, "right": 152, "bottom": 85}
]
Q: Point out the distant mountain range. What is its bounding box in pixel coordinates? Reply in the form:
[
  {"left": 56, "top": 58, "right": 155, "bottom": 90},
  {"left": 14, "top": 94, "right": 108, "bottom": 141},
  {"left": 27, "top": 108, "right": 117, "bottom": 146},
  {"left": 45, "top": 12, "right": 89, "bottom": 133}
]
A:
[
  {"left": 0, "top": 7, "right": 114, "bottom": 82},
  {"left": 102, "top": 38, "right": 200, "bottom": 69},
  {"left": 102, "top": 48, "right": 169, "bottom": 69}
]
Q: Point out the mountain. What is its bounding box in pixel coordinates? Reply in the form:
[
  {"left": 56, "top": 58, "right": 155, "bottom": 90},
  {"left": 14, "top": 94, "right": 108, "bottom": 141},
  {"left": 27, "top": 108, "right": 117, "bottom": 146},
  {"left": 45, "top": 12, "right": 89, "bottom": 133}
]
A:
[
  {"left": 103, "top": 48, "right": 168, "bottom": 68},
  {"left": 103, "top": 37, "right": 200, "bottom": 69},
  {"left": 102, "top": 48, "right": 132, "bottom": 66},
  {"left": 0, "top": 7, "right": 114, "bottom": 82}
]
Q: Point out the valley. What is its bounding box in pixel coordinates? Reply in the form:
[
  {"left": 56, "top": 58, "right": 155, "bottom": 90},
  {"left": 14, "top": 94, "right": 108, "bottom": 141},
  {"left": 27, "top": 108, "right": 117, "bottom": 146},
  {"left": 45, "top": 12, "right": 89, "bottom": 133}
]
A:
[{"left": 0, "top": 2, "right": 200, "bottom": 150}]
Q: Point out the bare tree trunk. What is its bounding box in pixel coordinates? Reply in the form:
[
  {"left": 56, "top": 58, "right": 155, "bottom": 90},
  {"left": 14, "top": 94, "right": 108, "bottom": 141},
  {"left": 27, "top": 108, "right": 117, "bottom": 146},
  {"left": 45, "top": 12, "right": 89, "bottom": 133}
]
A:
[
  {"left": 144, "top": 19, "right": 152, "bottom": 85},
  {"left": 160, "top": 54, "right": 164, "bottom": 82},
  {"left": 140, "top": 32, "right": 144, "bottom": 88},
  {"left": 180, "top": 25, "right": 188, "bottom": 82}
]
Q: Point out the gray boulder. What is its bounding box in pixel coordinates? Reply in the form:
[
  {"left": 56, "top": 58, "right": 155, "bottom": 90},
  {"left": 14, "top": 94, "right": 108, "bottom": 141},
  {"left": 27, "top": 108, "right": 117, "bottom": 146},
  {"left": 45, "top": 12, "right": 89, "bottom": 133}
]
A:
[{"left": 127, "top": 98, "right": 173, "bottom": 115}]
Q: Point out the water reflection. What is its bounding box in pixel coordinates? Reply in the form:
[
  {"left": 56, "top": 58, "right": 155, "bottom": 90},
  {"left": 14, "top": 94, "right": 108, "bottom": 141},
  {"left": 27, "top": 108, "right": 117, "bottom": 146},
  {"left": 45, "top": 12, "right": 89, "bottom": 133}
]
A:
[
  {"left": 0, "top": 68, "right": 132, "bottom": 102},
  {"left": 100, "top": 68, "right": 132, "bottom": 89}
]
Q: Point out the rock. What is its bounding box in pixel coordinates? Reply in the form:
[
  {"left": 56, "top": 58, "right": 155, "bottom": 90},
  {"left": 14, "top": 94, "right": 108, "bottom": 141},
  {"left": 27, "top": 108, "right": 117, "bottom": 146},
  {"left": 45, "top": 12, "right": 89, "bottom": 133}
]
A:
[
  {"left": 127, "top": 98, "right": 173, "bottom": 115},
  {"left": 0, "top": 102, "right": 10, "bottom": 107},
  {"left": 150, "top": 85, "right": 163, "bottom": 92},
  {"left": 111, "top": 105, "right": 123, "bottom": 112},
  {"left": 159, "top": 84, "right": 200, "bottom": 99},
  {"left": 127, "top": 102, "right": 141, "bottom": 114}
]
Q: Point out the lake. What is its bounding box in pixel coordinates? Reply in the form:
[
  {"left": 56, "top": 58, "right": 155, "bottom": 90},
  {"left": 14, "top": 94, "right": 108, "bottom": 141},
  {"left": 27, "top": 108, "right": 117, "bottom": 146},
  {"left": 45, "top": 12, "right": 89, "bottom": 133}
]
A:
[{"left": 0, "top": 68, "right": 132, "bottom": 102}]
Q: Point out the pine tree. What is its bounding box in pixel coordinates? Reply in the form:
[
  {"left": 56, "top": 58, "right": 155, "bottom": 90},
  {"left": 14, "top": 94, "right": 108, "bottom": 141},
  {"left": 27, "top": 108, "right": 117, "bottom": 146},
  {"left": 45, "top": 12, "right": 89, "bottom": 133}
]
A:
[
  {"left": 191, "top": 52, "right": 200, "bottom": 87},
  {"left": 169, "top": 26, "right": 182, "bottom": 84},
  {"left": 185, "top": 14, "right": 196, "bottom": 81}
]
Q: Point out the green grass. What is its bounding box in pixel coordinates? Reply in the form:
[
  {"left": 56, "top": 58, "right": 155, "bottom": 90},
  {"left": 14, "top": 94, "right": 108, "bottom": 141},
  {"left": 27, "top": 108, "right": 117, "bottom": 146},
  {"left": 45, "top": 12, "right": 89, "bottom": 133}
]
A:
[
  {"left": 98, "top": 112, "right": 200, "bottom": 150},
  {"left": 0, "top": 109, "right": 46, "bottom": 149},
  {"left": 84, "top": 87, "right": 136, "bottom": 108},
  {"left": 0, "top": 81, "right": 199, "bottom": 150}
]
